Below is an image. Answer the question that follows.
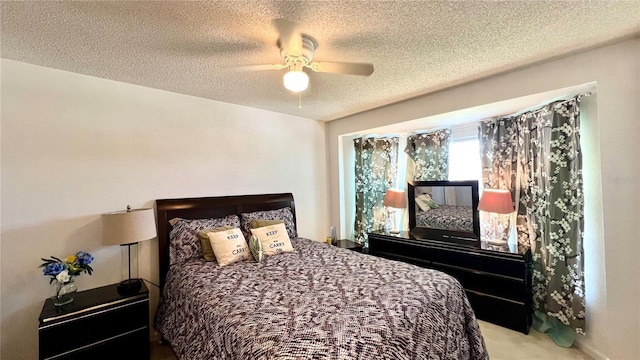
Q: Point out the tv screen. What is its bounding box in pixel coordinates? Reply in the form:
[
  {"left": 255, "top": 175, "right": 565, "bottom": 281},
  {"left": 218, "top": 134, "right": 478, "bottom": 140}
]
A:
[{"left": 408, "top": 180, "right": 480, "bottom": 247}]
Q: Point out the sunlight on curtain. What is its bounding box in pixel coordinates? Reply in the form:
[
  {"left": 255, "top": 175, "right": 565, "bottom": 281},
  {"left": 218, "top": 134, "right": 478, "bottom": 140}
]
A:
[
  {"left": 353, "top": 137, "right": 399, "bottom": 245},
  {"left": 479, "top": 95, "right": 585, "bottom": 343},
  {"left": 478, "top": 119, "right": 519, "bottom": 251},
  {"left": 405, "top": 129, "right": 451, "bottom": 181}
]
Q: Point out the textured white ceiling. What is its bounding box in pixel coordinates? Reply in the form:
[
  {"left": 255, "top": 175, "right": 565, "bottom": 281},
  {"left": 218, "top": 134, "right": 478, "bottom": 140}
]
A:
[{"left": 2, "top": 1, "right": 639, "bottom": 121}]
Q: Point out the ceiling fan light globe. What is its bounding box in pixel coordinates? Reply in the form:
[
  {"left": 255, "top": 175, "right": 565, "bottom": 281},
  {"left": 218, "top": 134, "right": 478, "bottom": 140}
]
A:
[{"left": 283, "top": 70, "right": 309, "bottom": 92}]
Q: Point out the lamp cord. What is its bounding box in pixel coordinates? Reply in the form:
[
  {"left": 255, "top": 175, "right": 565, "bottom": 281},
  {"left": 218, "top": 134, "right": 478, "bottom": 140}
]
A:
[{"left": 142, "top": 278, "right": 160, "bottom": 289}]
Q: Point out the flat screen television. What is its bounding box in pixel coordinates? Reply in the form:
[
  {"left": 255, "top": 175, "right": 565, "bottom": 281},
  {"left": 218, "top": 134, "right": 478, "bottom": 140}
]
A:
[{"left": 408, "top": 180, "right": 481, "bottom": 247}]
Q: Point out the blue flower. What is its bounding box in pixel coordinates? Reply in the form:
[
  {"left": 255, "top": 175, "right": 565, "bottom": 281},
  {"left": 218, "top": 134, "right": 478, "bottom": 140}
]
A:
[
  {"left": 43, "top": 262, "right": 65, "bottom": 276},
  {"left": 40, "top": 251, "right": 95, "bottom": 280},
  {"left": 75, "top": 251, "right": 94, "bottom": 265}
]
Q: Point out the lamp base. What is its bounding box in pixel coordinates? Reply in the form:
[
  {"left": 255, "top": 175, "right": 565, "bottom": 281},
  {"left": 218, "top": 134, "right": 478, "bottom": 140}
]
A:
[{"left": 117, "top": 278, "right": 142, "bottom": 296}]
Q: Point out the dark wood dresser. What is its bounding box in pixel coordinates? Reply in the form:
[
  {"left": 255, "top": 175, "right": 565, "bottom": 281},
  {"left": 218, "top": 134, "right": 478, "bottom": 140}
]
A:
[
  {"left": 368, "top": 231, "right": 532, "bottom": 334},
  {"left": 38, "top": 282, "right": 150, "bottom": 360}
]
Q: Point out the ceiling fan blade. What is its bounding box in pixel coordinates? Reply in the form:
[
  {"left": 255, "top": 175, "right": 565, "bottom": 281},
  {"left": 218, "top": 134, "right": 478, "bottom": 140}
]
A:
[
  {"left": 273, "top": 18, "right": 302, "bottom": 56},
  {"left": 309, "top": 61, "right": 374, "bottom": 76},
  {"left": 233, "top": 64, "right": 287, "bottom": 72}
]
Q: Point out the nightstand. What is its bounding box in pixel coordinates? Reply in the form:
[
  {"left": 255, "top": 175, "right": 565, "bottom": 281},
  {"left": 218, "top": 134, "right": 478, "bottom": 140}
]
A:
[
  {"left": 334, "top": 239, "right": 364, "bottom": 253},
  {"left": 38, "top": 282, "right": 150, "bottom": 360}
]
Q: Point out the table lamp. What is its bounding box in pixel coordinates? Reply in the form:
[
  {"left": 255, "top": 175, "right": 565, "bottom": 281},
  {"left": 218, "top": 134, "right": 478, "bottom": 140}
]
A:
[
  {"left": 102, "top": 206, "right": 157, "bottom": 295},
  {"left": 383, "top": 189, "right": 407, "bottom": 234},
  {"left": 478, "top": 189, "right": 514, "bottom": 247}
]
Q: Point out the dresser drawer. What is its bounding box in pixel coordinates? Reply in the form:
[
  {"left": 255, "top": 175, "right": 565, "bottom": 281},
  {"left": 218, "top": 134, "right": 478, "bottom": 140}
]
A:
[
  {"left": 428, "top": 246, "right": 527, "bottom": 278},
  {"left": 369, "top": 235, "right": 431, "bottom": 261},
  {"left": 466, "top": 290, "right": 531, "bottom": 334},
  {"left": 430, "top": 262, "right": 527, "bottom": 302}
]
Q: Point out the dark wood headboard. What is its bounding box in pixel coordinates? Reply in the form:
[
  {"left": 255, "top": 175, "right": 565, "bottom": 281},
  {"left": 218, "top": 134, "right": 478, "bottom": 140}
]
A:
[{"left": 155, "top": 193, "right": 296, "bottom": 289}]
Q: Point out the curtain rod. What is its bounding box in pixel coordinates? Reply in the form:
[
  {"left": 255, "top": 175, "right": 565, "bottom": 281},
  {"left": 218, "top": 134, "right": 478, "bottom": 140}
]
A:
[
  {"left": 497, "top": 92, "right": 592, "bottom": 120},
  {"left": 548, "top": 92, "right": 591, "bottom": 109}
]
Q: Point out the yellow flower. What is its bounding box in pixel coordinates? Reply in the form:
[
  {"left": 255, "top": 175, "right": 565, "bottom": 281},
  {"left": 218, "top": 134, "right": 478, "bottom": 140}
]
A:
[{"left": 66, "top": 255, "right": 77, "bottom": 264}]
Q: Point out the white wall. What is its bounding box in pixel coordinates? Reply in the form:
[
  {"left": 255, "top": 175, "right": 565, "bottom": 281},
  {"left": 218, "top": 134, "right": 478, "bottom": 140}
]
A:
[
  {"left": 0, "top": 60, "right": 328, "bottom": 359},
  {"left": 0, "top": 54, "right": 3, "bottom": 358},
  {"left": 327, "top": 39, "right": 640, "bottom": 360}
]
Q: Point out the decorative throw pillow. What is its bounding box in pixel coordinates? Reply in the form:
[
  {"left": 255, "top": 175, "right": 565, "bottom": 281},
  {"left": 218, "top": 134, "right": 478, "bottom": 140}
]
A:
[
  {"left": 418, "top": 193, "right": 439, "bottom": 209},
  {"left": 240, "top": 208, "right": 297, "bottom": 240},
  {"left": 250, "top": 219, "right": 284, "bottom": 229},
  {"left": 248, "top": 235, "right": 264, "bottom": 262},
  {"left": 415, "top": 196, "right": 431, "bottom": 212},
  {"left": 197, "top": 226, "right": 233, "bottom": 262},
  {"left": 168, "top": 215, "right": 241, "bottom": 265},
  {"left": 207, "top": 228, "right": 250, "bottom": 267},
  {"left": 250, "top": 223, "right": 294, "bottom": 257}
]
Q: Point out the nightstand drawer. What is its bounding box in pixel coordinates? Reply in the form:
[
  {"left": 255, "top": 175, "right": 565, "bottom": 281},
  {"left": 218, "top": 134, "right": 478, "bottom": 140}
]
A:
[
  {"left": 39, "top": 283, "right": 150, "bottom": 360},
  {"left": 40, "top": 299, "right": 148, "bottom": 359},
  {"left": 48, "top": 327, "right": 149, "bottom": 360}
]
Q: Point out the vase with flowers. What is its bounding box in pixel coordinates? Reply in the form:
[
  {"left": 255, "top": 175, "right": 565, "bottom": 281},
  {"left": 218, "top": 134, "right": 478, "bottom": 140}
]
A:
[{"left": 40, "top": 251, "right": 94, "bottom": 306}]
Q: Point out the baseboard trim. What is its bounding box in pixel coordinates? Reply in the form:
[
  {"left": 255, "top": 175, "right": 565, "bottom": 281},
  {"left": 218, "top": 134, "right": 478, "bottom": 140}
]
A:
[{"left": 575, "top": 338, "right": 609, "bottom": 360}]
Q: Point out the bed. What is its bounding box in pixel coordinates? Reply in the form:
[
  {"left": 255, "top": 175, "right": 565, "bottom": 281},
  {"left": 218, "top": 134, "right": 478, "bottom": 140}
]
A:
[
  {"left": 154, "top": 193, "right": 488, "bottom": 359},
  {"left": 415, "top": 205, "right": 474, "bottom": 232}
]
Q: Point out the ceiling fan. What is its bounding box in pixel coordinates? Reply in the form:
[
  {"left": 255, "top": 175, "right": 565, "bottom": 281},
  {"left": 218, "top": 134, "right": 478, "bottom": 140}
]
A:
[{"left": 238, "top": 19, "right": 374, "bottom": 93}]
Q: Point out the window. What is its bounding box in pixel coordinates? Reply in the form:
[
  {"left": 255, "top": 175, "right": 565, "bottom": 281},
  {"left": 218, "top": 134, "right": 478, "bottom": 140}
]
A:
[{"left": 448, "top": 138, "right": 482, "bottom": 183}]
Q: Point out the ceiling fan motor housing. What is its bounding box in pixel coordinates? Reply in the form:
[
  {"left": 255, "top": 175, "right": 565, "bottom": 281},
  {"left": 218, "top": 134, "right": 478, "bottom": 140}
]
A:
[{"left": 279, "top": 34, "right": 317, "bottom": 63}]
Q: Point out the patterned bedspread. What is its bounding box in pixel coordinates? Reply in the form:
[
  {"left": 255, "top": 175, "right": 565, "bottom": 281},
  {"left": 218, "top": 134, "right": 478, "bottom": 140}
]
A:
[
  {"left": 416, "top": 205, "right": 473, "bottom": 231},
  {"left": 155, "top": 238, "right": 488, "bottom": 360}
]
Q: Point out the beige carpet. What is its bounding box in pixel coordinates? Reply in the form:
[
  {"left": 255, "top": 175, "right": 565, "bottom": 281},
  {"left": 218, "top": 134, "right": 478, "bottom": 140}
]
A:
[{"left": 479, "top": 321, "right": 592, "bottom": 360}]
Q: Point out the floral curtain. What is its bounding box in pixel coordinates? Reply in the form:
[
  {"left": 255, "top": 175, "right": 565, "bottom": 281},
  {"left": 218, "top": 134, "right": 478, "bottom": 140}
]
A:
[
  {"left": 478, "top": 119, "right": 520, "bottom": 248},
  {"left": 405, "top": 130, "right": 451, "bottom": 181},
  {"left": 519, "top": 98, "right": 585, "bottom": 336},
  {"left": 479, "top": 96, "right": 585, "bottom": 339},
  {"left": 353, "top": 137, "right": 399, "bottom": 245}
]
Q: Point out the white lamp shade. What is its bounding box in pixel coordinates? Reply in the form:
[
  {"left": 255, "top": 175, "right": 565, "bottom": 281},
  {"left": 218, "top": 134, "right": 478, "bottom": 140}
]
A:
[
  {"left": 283, "top": 70, "right": 309, "bottom": 92},
  {"left": 102, "top": 208, "right": 157, "bottom": 245},
  {"left": 383, "top": 189, "right": 407, "bottom": 209},
  {"left": 478, "top": 189, "right": 514, "bottom": 214}
]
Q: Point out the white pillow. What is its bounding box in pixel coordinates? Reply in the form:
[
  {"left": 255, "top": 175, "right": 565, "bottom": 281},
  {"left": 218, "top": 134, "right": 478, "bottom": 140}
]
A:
[
  {"left": 207, "top": 228, "right": 250, "bottom": 267},
  {"left": 250, "top": 223, "right": 294, "bottom": 256},
  {"left": 415, "top": 195, "right": 431, "bottom": 212},
  {"left": 418, "top": 193, "right": 439, "bottom": 209}
]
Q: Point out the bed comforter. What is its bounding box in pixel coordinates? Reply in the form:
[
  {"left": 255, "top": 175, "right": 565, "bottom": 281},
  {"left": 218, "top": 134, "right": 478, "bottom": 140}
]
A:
[
  {"left": 155, "top": 238, "right": 488, "bottom": 360},
  {"left": 416, "top": 205, "right": 473, "bottom": 232}
]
